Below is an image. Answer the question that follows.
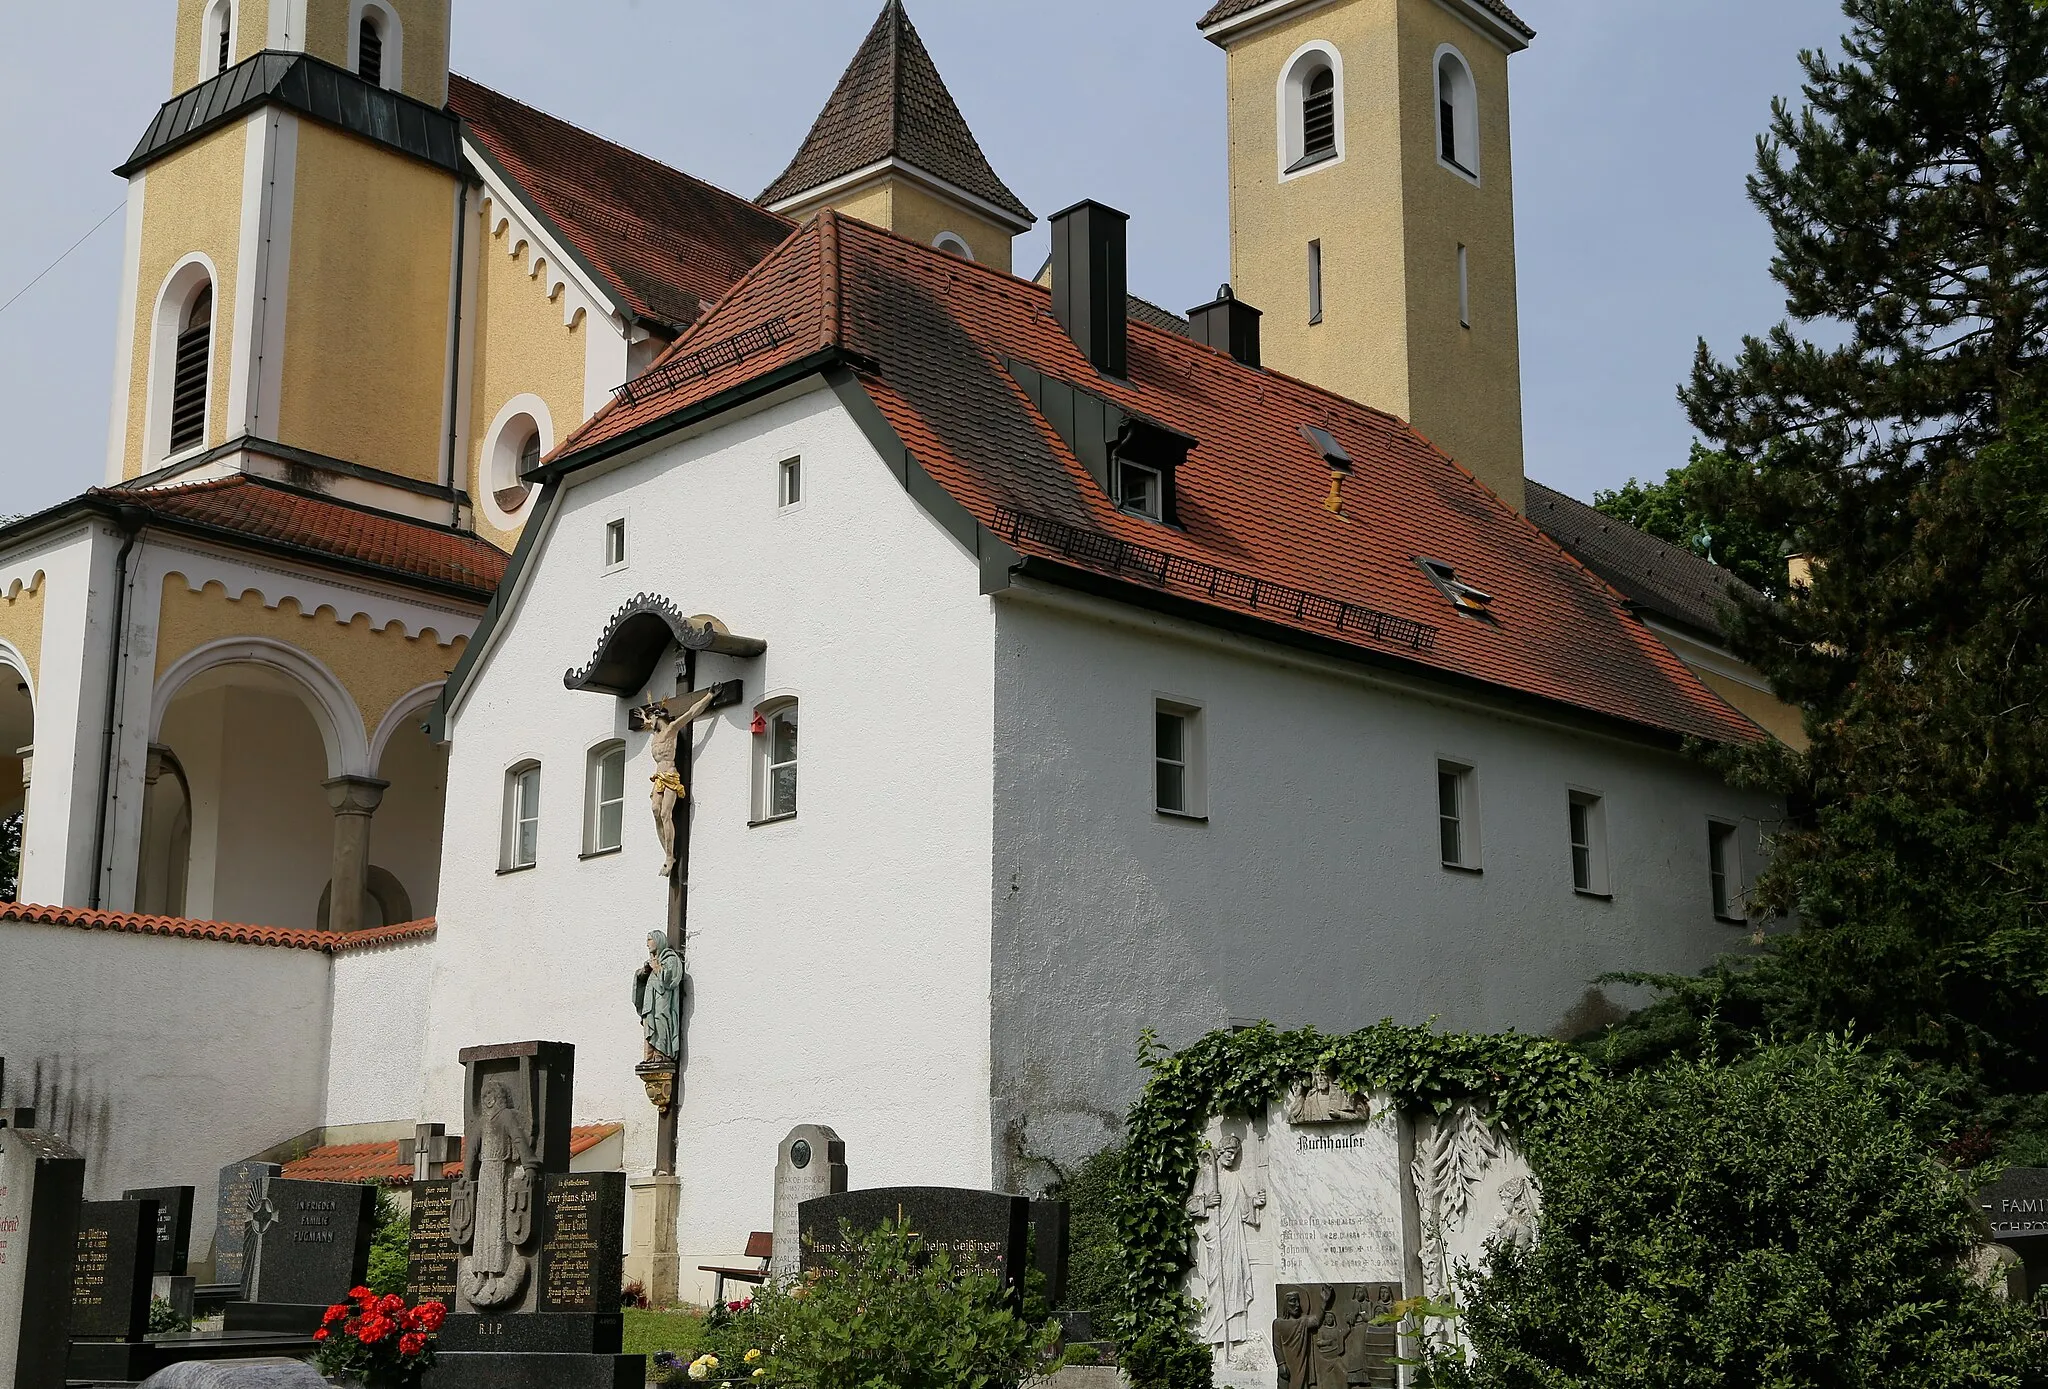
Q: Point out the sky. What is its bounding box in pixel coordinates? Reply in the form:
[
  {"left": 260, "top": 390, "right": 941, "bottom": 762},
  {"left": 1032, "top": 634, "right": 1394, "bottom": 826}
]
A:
[{"left": 0, "top": 0, "right": 1851, "bottom": 518}]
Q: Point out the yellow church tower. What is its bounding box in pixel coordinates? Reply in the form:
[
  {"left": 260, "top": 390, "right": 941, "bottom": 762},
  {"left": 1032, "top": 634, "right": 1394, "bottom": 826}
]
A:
[
  {"left": 106, "top": 0, "right": 463, "bottom": 514},
  {"left": 1201, "top": 0, "right": 1533, "bottom": 508}
]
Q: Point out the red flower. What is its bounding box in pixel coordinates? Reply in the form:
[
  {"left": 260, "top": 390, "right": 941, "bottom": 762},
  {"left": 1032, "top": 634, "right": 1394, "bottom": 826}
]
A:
[
  {"left": 321, "top": 1304, "right": 348, "bottom": 1325},
  {"left": 413, "top": 1302, "right": 447, "bottom": 1331},
  {"left": 349, "top": 1286, "right": 374, "bottom": 1304},
  {"left": 357, "top": 1314, "right": 396, "bottom": 1344},
  {"left": 399, "top": 1333, "right": 427, "bottom": 1357},
  {"left": 313, "top": 1328, "right": 329, "bottom": 1343}
]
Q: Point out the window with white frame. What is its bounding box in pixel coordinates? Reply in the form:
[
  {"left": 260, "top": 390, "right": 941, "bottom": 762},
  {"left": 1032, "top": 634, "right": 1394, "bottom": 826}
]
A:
[
  {"left": 1709, "top": 820, "right": 1743, "bottom": 921},
  {"left": 1279, "top": 45, "right": 1344, "bottom": 176},
  {"left": 151, "top": 259, "right": 217, "bottom": 463},
  {"left": 933, "top": 232, "right": 974, "bottom": 261},
  {"left": 206, "top": 0, "right": 235, "bottom": 74},
  {"left": 778, "top": 457, "right": 804, "bottom": 510},
  {"left": 604, "top": 518, "right": 628, "bottom": 570},
  {"left": 350, "top": 2, "right": 402, "bottom": 90},
  {"left": 503, "top": 762, "right": 541, "bottom": 870},
  {"left": 1155, "top": 700, "right": 1205, "bottom": 818},
  {"left": 482, "top": 402, "right": 550, "bottom": 529},
  {"left": 585, "top": 742, "right": 626, "bottom": 855},
  {"left": 1436, "top": 47, "right": 1480, "bottom": 180},
  {"left": 1568, "top": 790, "right": 1610, "bottom": 896},
  {"left": 1438, "top": 761, "right": 1479, "bottom": 869},
  {"left": 754, "top": 700, "right": 799, "bottom": 822},
  {"left": 1117, "top": 459, "right": 1165, "bottom": 520}
]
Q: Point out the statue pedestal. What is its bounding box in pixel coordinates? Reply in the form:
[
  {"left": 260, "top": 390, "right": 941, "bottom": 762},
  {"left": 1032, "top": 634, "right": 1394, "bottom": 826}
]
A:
[{"left": 625, "top": 1176, "right": 681, "bottom": 1307}]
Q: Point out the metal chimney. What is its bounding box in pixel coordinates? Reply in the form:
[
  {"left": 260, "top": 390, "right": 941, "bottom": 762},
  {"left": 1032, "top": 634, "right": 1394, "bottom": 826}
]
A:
[
  {"left": 1188, "top": 283, "right": 1262, "bottom": 368},
  {"left": 1049, "top": 200, "right": 1129, "bottom": 378}
]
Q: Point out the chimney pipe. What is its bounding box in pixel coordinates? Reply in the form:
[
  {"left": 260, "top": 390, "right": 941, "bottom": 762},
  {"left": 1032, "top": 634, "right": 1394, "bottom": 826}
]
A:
[
  {"left": 1049, "top": 200, "right": 1128, "bottom": 378},
  {"left": 1189, "top": 283, "right": 1262, "bottom": 368}
]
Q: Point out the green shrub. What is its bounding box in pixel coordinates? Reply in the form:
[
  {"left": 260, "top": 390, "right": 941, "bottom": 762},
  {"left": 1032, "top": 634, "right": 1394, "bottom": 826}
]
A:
[
  {"left": 148, "top": 1296, "right": 192, "bottom": 1336},
  {"left": 1052, "top": 1143, "right": 1126, "bottom": 1327},
  {"left": 751, "top": 1220, "right": 1063, "bottom": 1389},
  {"left": 364, "top": 1187, "right": 410, "bottom": 1298},
  {"left": 1460, "top": 1040, "right": 2048, "bottom": 1388}
]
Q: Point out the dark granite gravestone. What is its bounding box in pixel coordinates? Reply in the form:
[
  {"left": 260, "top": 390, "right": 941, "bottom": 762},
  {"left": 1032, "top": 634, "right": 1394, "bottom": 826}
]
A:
[
  {"left": 539, "top": 1172, "right": 626, "bottom": 1314},
  {"left": 71, "top": 1199, "right": 159, "bottom": 1341},
  {"left": 0, "top": 1127, "right": 86, "bottom": 1389},
  {"left": 211, "top": 1161, "right": 281, "bottom": 1287},
  {"left": 236, "top": 1178, "right": 376, "bottom": 1308},
  {"left": 799, "top": 1187, "right": 1031, "bottom": 1290},
  {"left": 123, "top": 1186, "right": 196, "bottom": 1276},
  {"left": 1029, "top": 1199, "right": 1070, "bottom": 1307},
  {"left": 408, "top": 1179, "right": 460, "bottom": 1305},
  {"left": 1982, "top": 1167, "right": 2048, "bottom": 1240}
]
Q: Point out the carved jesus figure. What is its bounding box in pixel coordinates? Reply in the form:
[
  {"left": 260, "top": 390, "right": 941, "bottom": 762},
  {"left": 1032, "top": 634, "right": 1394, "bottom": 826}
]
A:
[{"left": 645, "top": 705, "right": 688, "bottom": 879}]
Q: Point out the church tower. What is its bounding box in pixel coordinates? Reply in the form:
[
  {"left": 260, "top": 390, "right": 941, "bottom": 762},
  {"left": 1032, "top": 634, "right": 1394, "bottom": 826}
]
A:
[
  {"left": 1202, "top": 0, "right": 1533, "bottom": 508},
  {"left": 106, "top": 0, "right": 463, "bottom": 515},
  {"left": 761, "top": 1, "right": 1035, "bottom": 273}
]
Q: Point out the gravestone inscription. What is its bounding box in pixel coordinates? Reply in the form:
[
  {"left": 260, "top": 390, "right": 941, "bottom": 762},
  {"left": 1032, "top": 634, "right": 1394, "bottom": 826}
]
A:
[
  {"left": 71, "top": 1200, "right": 158, "bottom": 1341},
  {"left": 538, "top": 1173, "right": 626, "bottom": 1315},
  {"left": 240, "top": 1179, "right": 376, "bottom": 1307},
  {"left": 211, "top": 1162, "right": 280, "bottom": 1287},
  {"left": 771, "top": 1126, "right": 846, "bottom": 1280},
  {"left": 1267, "top": 1115, "right": 1403, "bottom": 1288},
  {"left": 799, "top": 1188, "right": 1030, "bottom": 1289},
  {"left": 408, "top": 1180, "right": 459, "bottom": 1305},
  {"left": 122, "top": 1187, "right": 195, "bottom": 1276},
  {"left": 0, "top": 1128, "right": 85, "bottom": 1389},
  {"left": 1982, "top": 1167, "right": 2048, "bottom": 1240}
]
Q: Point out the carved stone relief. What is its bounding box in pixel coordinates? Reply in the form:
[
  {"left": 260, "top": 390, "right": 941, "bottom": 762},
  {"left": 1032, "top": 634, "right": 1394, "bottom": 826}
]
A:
[{"left": 1410, "top": 1100, "right": 1537, "bottom": 1352}]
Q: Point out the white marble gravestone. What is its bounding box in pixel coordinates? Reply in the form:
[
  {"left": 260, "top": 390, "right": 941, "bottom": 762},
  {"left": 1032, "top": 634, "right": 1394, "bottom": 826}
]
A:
[
  {"left": 771, "top": 1126, "right": 846, "bottom": 1281},
  {"left": 0, "top": 1128, "right": 86, "bottom": 1389}
]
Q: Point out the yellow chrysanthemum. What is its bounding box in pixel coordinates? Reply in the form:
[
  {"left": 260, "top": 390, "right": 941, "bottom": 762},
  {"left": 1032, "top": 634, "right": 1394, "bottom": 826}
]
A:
[{"left": 745, "top": 1349, "right": 762, "bottom": 1364}]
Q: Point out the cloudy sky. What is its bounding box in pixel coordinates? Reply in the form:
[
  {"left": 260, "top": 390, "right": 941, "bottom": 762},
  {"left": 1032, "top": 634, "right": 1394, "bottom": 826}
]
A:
[{"left": 0, "top": 0, "right": 1848, "bottom": 517}]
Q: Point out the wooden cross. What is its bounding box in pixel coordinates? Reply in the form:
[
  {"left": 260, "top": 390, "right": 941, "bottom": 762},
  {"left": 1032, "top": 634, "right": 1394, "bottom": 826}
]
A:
[{"left": 628, "top": 680, "right": 746, "bottom": 732}]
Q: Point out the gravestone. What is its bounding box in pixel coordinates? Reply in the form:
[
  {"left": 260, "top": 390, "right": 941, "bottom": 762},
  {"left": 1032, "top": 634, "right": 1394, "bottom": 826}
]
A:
[
  {"left": 538, "top": 1173, "right": 627, "bottom": 1315},
  {"left": 227, "top": 1178, "right": 376, "bottom": 1332},
  {"left": 1030, "top": 1199, "right": 1070, "bottom": 1307},
  {"left": 123, "top": 1186, "right": 196, "bottom": 1275},
  {"left": 771, "top": 1125, "right": 846, "bottom": 1279},
  {"left": 71, "top": 1199, "right": 158, "bottom": 1341},
  {"left": 210, "top": 1161, "right": 281, "bottom": 1287},
  {"left": 139, "top": 1362, "right": 328, "bottom": 1388},
  {"left": 0, "top": 1127, "right": 85, "bottom": 1389},
  {"left": 799, "top": 1187, "right": 1031, "bottom": 1290},
  {"left": 1981, "top": 1167, "right": 2048, "bottom": 1309},
  {"left": 408, "top": 1179, "right": 460, "bottom": 1305}
]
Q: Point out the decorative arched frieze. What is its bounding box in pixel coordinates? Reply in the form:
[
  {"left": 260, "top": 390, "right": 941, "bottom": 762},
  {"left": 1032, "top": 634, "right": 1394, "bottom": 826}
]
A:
[
  {"left": 157, "top": 561, "right": 473, "bottom": 647},
  {"left": 1, "top": 570, "right": 46, "bottom": 602},
  {"left": 564, "top": 595, "right": 767, "bottom": 697},
  {"left": 481, "top": 193, "right": 592, "bottom": 329},
  {"left": 369, "top": 681, "right": 446, "bottom": 770},
  {"left": 150, "top": 636, "right": 372, "bottom": 780}
]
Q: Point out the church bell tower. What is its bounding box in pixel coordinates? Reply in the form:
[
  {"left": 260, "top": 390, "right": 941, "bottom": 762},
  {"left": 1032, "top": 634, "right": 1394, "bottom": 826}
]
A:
[
  {"left": 107, "top": 0, "right": 461, "bottom": 510},
  {"left": 1202, "top": 0, "right": 1533, "bottom": 508}
]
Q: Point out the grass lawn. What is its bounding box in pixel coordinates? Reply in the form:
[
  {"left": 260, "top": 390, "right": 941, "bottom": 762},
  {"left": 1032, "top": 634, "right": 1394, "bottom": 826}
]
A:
[{"left": 623, "top": 1307, "right": 709, "bottom": 1359}]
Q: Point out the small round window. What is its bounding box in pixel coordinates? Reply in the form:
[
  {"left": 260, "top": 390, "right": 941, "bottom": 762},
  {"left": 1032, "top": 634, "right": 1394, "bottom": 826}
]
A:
[{"left": 492, "top": 415, "right": 540, "bottom": 518}]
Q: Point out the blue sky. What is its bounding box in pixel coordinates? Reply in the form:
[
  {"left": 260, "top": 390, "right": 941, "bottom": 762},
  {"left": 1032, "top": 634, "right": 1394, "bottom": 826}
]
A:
[{"left": 0, "top": 0, "right": 1849, "bottom": 516}]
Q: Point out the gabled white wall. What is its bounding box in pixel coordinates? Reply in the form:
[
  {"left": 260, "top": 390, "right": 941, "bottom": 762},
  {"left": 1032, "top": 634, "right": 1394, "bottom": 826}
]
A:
[
  {"left": 426, "top": 383, "right": 998, "bottom": 1297},
  {"left": 987, "top": 585, "right": 1780, "bottom": 1187}
]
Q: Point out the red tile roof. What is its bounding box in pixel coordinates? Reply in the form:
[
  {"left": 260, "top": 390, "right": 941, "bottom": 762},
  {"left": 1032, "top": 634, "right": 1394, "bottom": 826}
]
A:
[
  {"left": 281, "top": 1125, "right": 624, "bottom": 1185},
  {"left": 0, "top": 903, "right": 435, "bottom": 954},
  {"left": 97, "top": 475, "right": 509, "bottom": 598},
  {"left": 563, "top": 213, "right": 1761, "bottom": 746},
  {"left": 449, "top": 75, "right": 795, "bottom": 332}
]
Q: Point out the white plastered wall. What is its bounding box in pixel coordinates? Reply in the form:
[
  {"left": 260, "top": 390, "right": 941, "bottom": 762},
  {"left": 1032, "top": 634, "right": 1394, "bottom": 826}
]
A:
[
  {"left": 326, "top": 934, "right": 435, "bottom": 1127},
  {"left": 427, "top": 384, "right": 998, "bottom": 1301},
  {"left": 987, "top": 587, "right": 1781, "bottom": 1186}
]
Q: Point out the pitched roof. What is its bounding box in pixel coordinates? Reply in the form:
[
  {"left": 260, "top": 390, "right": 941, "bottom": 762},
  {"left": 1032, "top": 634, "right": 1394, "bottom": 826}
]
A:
[
  {"left": 555, "top": 214, "right": 1760, "bottom": 746},
  {"left": 1197, "top": 0, "right": 1534, "bottom": 42},
  {"left": 78, "top": 475, "right": 510, "bottom": 599},
  {"left": 0, "top": 903, "right": 435, "bottom": 954},
  {"left": 449, "top": 75, "right": 794, "bottom": 332},
  {"left": 1525, "top": 481, "right": 1757, "bottom": 642},
  {"left": 759, "top": 1, "right": 1034, "bottom": 227},
  {"left": 280, "top": 1125, "right": 622, "bottom": 1185}
]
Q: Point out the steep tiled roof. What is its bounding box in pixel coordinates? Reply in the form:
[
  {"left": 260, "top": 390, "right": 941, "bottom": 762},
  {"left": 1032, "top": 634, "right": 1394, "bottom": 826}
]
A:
[
  {"left": 449, "top": 75, "right": 794, "bottom": 332},
  {"left": 1526, "top": 481, "right": 1757, "bottom": 642},
  {"left": 1197, "top": 0, "right": 1534, "bottom": 41},
  {"left": 0, "top": 903, "right": 435, "bottom": 954},
  {"left": 759, "top": 1, "right": 1034, "bottom": 227},
  {"left": 281, "top": 1125, "right": 622, "bottom": 1185},
  {"left": 91, "top": 475, "right": 509, "bottom": 598},
  {"left": 558, "top": 214, "right": 1760, "bottom": 746}
]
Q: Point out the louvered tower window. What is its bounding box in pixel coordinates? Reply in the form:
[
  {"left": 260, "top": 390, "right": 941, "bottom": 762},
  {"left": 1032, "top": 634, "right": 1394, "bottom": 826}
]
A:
[
  {"left": 358, "top": 17, "right": 383, "bottom": 85},
  {"left": 217, "top": 11, "right": 232, "bottom": 73},
  {"left": 1303, "top": 69, "right": 1337, "bottom": 161},
  {"left": 169, "top": 286, "right": 212, "bottom": 455}
]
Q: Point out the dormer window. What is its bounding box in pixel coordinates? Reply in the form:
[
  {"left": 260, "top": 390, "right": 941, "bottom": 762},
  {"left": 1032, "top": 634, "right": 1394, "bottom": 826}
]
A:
[
  {"left": 1418, "top": 558, "right": 1495, "bottom": 619},
  {"left": 1117, "top": 460, "right": 1164, "bottom": 520}
]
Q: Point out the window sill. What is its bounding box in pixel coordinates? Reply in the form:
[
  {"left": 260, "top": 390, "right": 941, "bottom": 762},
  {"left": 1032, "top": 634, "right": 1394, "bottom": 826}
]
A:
[
  {"left": 497, "top": 863, "right": 536, "bottom": 876},
  {"left": 1156, "top": 808, "right": 1210, "bottom": 824},
  {"left": 1438, "top": 156, "right": 1480, "bottom": 186},
  {"left": 579, "top": 847, "right": 622, "bottom": 862},
  {"left": 1284, "top": 149, "right": 1340, "bottom": 176},
  {"left": 1574, "top": 889, "right": 1614, "bottom": 902},
  {"left": 749, "top": 813, "right": 798, "bottom": 829},
  {"left": 1442, "top": 862, "right": 1483, "bottom": 876}
]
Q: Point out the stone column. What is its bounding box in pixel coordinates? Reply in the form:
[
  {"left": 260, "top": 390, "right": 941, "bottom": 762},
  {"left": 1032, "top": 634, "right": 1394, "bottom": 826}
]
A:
[
  {"left": 322, "top": 775, "right": 388, "bottom": 933},
  {"left": 626, "top": 1176, "right": 682, "bottom": 1308}
]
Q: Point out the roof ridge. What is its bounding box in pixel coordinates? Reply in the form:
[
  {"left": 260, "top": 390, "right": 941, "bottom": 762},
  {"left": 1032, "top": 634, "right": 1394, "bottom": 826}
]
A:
[{"left": 0, "top": 902, "right": 437, "bottom": 954}]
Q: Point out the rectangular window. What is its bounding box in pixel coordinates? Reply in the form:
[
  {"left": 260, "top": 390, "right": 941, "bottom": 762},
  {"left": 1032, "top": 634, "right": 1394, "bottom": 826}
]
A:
[
  {"left": 1709, "top": 821, "right": 1742, "bottom": 920},
  {"left": 1569, "top": 791, "right": 1609, "bottom": 896},
  {"left": 755, "top": 702, "right": 799, "bottom": 823},
  {"left": 1439, "top": 761, "right": 1478, "bottom": 869},
  {"left": 604, "top": 518, "right": 627, "bottom": 570},
  {"left": 779, "top": 457, "right": 803, "bottom": 509},
  {"left": 504, "top": 764, "right": 541, "bottom": 870},
  {"left": 1117, "top": 460, "right": 1164, "bottom": 520},
  {"left": 1440, "top": 96, "right": 1458, "bottom": 169},
  {"left": 1155, "top": 701, "right": 1204, "bottom": 818},
  {"left": 1457, "top": 244, "right": 1471, "bottom": 328},
  {"left": 1308, "top": 240, "right": 1325, "bottom": 325},
  {"left": 586, "top": 743, "right": 626, "bottom": 855}
]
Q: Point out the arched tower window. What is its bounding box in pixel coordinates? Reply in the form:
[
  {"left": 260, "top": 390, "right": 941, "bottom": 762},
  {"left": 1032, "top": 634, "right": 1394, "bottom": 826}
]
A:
[
  {"left": 358, "top": 16, "right": 383, "bottom": 84},
  {"left": 169, "top": 286, "right": 212, "bottom": 454},
  {"left": 205, "top": 1, "right": 235, "bottom": 76},
  {"left": 1278, "top": 44, "right": 1344, "bottom": 178},
  {"left": 1436, "top": 47, "right": 1480, "bottom": 180},
  {"left": 150, "top": 258, "right": 219, "bottom": 462},
  {"left": 349, "top": 3, "right": 403, "bottom": 90},
  {"left": 933, "top": 232, "right": 974, "bottom": 261}
]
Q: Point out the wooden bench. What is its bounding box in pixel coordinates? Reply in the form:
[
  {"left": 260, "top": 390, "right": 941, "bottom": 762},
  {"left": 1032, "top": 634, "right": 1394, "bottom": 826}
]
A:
[{"left": 699, "top": 1231, "right": 773, "bottom": 1304}]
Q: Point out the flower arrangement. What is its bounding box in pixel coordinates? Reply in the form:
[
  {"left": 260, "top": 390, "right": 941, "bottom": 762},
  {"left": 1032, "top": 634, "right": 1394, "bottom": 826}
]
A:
[{"left": 310, "top": 1285, "right": 446, "bottom": 1388}]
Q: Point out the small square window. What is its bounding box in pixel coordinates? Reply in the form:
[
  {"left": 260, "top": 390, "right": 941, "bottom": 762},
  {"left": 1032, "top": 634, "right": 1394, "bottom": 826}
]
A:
[
  {"left": 1709, "top": 821, "right": 1744, "bottom": 921},
  {"left": 1156, "top": 701, "right": 1206, "bottom": 819},
  {"left": 604, "top": 518, "right": 628, "bottom": 570},
  {"left": 753, "top": 700, "right": 799, "bottom": 823},
  {"left": 503, "top": 762, "right": 541, "bottom": 870},
  {"left": 1439, "top": 761, "right": 1479, "bottom": 870},
  {"left": 1569, "top": 790, "right": 1609, "bottom": 897},
  {"left": 585, "top": 743, "right": 626, "bottom": 856},
  {"left": 779, "top": 457, "right": 804, "bottom": 510},
  {"left": 1118, "top": 461, "right": 1164, "bottom": 520}
]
